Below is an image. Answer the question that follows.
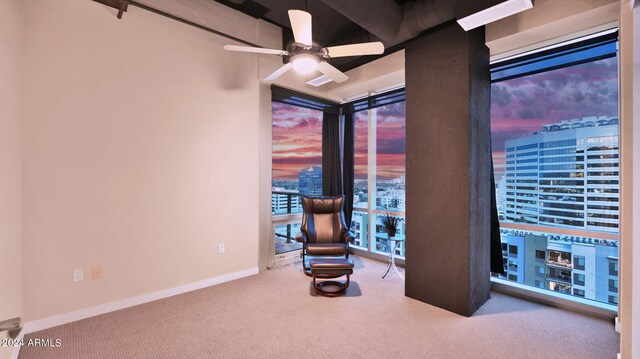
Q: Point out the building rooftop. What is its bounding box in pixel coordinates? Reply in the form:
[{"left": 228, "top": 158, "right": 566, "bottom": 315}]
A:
[
  {"left": 534, "top": 116, "right": 619, "bottom": 135},
  {"left": 500, "top": 228, "right": 619, "bottom": 247}
]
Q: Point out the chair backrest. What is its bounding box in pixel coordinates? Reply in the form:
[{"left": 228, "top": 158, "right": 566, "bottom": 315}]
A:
[{"left": 300, "top": 196, "right": 348, "bottom": 244}]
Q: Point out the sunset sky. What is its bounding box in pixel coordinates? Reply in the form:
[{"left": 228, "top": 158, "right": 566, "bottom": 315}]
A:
[
  {"left": 272, "top": 103, "right": 323, "bottom": 180},
  {"left": 490, "top": 57, "right": 618, "bottom": 175},
  {"left": 272, "top": 102, "right": 406, "bottom": 180},
  {"left": 272, "top": 57, "right": 617, "bottom": 182}
]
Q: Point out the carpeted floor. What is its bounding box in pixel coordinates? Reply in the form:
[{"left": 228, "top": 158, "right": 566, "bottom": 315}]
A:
[{"left": 19, "top": 256, "right": 619, "bottom": 358}]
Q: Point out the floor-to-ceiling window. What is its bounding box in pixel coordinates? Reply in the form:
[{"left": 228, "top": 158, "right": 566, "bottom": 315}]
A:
[
  {"left": 270, "top": 87, "right": 406, "bottom": 260},
  {"left": 271, "top": 102, "right": 323, "bottom": 255},
  {"left": 489, "top": 30, "right": 619, "bottom": 308},
  {"left": 348, "top": 89, "right": 406, "bottom": 259},
  {"left": 351, "top": 110, "right": 370, "bottom": 249},
  {"left": 373, "top": 102, "right": 406, "bottom": 256}
]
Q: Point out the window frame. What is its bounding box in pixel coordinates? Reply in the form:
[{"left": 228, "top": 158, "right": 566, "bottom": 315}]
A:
[
  {"left": 488, "top": 28, "right": 619, "bottom": 316},
  {"left": 349, "top": 93, "right": 407, "bottom": 260}
]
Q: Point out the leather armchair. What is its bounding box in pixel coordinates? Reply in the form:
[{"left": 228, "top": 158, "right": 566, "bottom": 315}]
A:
[{"left": 295, "top": 195, "right": 355, "bottom": 275}]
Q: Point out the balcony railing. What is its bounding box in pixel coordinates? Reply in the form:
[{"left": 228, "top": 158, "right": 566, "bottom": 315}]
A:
[
  {"left": 274, "top": 222, "right": 302, "bottom": 255},
  {"left": 551, "top": 286, "right": 572, "bottom": 295},
  {"left": 272, "top": 191, "right": 303, "bottom": 215},
  {"left": 546, "top": 274, "right": 572, "bottom": 284},
  {"left": 546, "top": 259, "right": 573, "bottom": 268},
  {"left": 272, "top": 191, "right": 304, "bottom": 255}
]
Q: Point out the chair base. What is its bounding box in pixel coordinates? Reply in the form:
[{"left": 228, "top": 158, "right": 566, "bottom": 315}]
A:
[{"left": 312, "top": 276, "right": 350, "bottom": 297}]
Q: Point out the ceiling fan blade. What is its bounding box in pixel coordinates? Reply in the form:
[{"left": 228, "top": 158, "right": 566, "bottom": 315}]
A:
[
  {"left": 317, "top": 61, "right": 348, "bottom": 83},
  {"left": 288, "top": 10, "right": 312, "bottom": 47},
  {"left": 323, "top": 42, "right": 385, "bottom": 58},
  {"left": 264, "top": 63, "right": 293, "bottom": 81},
  {"left": 224, "top": 45, "right": 287, "bottom": 56}
]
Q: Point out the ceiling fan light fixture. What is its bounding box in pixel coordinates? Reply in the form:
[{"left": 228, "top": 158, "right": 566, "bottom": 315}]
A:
[
  {"left": 291, "top": 54, "right": 319, "bottom": 75},
  {"left": 225, "top": 8, "right": 378, "bottom": 84}
]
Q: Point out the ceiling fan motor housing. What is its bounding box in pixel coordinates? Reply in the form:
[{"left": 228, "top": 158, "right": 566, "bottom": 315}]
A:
[{"left": 286, "top": 42, "right": 329, "bottom": 60}]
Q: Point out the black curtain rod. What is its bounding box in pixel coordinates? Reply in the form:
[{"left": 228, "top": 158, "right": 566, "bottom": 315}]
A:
[{"left": 128, "top": 0, "right": 262, "bottom": 48}]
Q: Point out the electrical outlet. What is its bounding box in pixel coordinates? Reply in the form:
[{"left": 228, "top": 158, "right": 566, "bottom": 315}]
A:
[
  {"left": 218, "top": 243, "right": 225, "bottom": 254},
  {"left": 92, "top": 266, "right": 103, "bottom": 280},
  {"left": 72, "top": 269, "right": 84, "bottom": 283}
]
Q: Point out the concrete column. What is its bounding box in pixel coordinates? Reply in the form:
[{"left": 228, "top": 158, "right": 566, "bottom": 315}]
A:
[{"left": 404, "top": 21, "right": 491, "bottom": 317}]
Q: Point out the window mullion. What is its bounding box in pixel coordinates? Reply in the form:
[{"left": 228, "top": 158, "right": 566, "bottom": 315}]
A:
[{"left": 367, "top": 102, "right": 377, "bottom": 253}]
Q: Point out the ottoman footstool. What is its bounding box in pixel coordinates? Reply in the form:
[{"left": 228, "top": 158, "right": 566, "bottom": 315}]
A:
[{"left": 309, "top": 258, "right": 354, "bottom": 297}]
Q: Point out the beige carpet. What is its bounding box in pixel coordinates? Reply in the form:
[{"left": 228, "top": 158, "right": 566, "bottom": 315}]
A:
[{"left": 19, "top": 256, "right": 619, "bottom": 358}]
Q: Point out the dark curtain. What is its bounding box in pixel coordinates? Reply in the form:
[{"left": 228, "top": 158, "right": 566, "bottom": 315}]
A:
[
  {"left": 490, "top": 159, "right": 505, "bottom": 274},
  {"left": 342, "top": 114, "right": 355, "bottom": 228},
  {"left": 322, "top": 111, "right": 342, "bottom": 197}
]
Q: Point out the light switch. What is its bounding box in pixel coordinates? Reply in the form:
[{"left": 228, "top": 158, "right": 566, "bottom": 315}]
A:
[{"left": 73, "top": 269, "right": 84, "bottom": 283}]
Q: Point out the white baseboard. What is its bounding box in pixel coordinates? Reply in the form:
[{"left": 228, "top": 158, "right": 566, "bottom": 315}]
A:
[
  {"left": 21, "top": 267, "right": 258, "bottom": 335},
  {"left": 10, "top": 332, "right": 23, "bottom": 359},
  {"left": 615, "top": 316, "right": 621, "bottom": 333}
]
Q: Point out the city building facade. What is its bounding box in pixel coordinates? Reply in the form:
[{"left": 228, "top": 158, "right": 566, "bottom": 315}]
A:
[
  {"left": 502, "top": 116, "right": 619, "bottom": 233},
  {"left": 298, "top": 165, "right": 323, "bottom": 196},
  {"left": 497, "top": 116, "right": 619, "bottom": 305},
  {"left": 498, "top": 228, "right": 619, "bottom": 305}
]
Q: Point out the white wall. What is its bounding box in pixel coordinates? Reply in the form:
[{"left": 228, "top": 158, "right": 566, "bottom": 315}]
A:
[
  {"left": 486, "top": 0, "right": 618, "bottom": 58},
  {"left": 620, "top": 1, "right": 639, "bottom": 357},
  {"left": 21, "top": 0, "right": 274, "bottom": 322},
  {"left": 0, "top": 1, "right": 23, "bottom": 358}
]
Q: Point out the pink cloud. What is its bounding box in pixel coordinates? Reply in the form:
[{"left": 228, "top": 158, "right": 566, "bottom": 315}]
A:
[
  {"left": 491, "top": 58, "right": 618, "bottom": 158},
  {"left": 273, "top": 102, "right": 407, "bottom": 181}
]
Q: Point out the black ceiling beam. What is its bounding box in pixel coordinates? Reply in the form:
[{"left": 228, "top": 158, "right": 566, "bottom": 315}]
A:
[{"left": 454, "top": 0, "right": 505, "bottom": 19}]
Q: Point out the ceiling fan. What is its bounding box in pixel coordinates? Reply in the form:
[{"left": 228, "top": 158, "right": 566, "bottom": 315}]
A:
[{"left": 224, "top": 9, "right": 384, "bottom": 84}]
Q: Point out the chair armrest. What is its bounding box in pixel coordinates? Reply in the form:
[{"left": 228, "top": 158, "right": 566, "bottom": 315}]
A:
[
  {"left": 295, "top": 232, "right": 308, "bottom": 244},
  {"left": 342, "top": 230, "right": 356, "bottom": 243}
]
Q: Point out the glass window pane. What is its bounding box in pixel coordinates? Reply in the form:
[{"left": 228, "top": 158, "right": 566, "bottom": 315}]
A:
[
  {"left": 375, "top": 102, "right": 405, "bottom": 211},
  {"left": 609, "top": 260, "right": 619, "bottom": 276},
  {"left": 374, "top": 102, "right": 406, "bottom": 256},
  {"left": 351, "top": 111, "right": 369, "bottom": 249},
  {"left": 491, "top": 36, "right": 619, "bottom": 307},
  {"left": 271, "top": 102, "right": 323, "bottom": 215},
  {"left": 343, "top": 97, "right": 407, "bottom": 260},
  {"left": 372, "top": 213, "right": 405, "bottom": 257},
  {"left": 274, "top": 223, "right": 302, "bottom": 254},
  {"left": 354, "top": 110, "right": 369, "bottom": 208},
  {"left": 350, "top": 209, "right": 369, "bottom": 249}
]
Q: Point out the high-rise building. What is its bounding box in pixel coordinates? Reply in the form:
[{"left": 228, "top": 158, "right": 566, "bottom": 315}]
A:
[
  {"left": 376, "top": 189, "right": 406, "bottom": 211},
  {"left": 497, "top": 228, "right": 619, "bottom": 305},
  {"left": 496, "top": 177, "right": 507, "bottom": 221},
  {"left": 350, "top": 210, "right": 369, "bottom": 248},
  {"left": 503, "top": 116, "right": 619, "bottom": 233},
  {"left": 497, "top": 116, "right": 619, "bottom": 305},
  {"left": 298, "top": 166, "right": 323, "bottom": 196}
]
